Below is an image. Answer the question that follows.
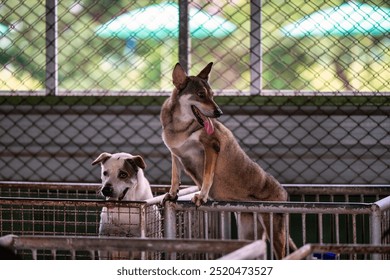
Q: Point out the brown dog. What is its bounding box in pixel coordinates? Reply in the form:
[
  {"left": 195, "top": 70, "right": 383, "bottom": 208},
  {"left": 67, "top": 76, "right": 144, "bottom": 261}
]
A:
[{"left": 160, "top": 62, "right": 295, "bottom": 259}]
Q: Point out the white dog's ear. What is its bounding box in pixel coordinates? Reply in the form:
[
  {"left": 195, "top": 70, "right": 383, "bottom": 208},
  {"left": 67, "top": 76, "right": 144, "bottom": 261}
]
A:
[
  {"left": 92, "top": 152, "right": 112, "bottom": 166},
  {"left": 172, "top": 63, "right": 188, "bottom": 90},
  {"left": 197, "top": 62, "right": 213, "bottom": 81},
  {"left": 129, "top": 155, "right": 147, "bottom": 170}
]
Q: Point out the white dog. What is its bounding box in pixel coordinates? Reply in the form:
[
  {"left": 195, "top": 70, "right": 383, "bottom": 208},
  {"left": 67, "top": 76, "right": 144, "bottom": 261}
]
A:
[{"left": 92, "top": 152, "right": 161, "bottom": 259}]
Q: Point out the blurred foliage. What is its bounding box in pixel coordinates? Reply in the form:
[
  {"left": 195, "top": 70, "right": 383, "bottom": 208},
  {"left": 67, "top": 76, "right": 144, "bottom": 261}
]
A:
[{"left": 0, "top": 0, "right": 389, "bottom": 92}]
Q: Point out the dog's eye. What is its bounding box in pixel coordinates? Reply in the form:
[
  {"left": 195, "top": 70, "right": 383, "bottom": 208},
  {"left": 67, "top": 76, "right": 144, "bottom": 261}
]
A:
[
  {"left": 103, "top": 171, "right": 108, "bottom": 176},
  {"left": 197, "top": 92, "right": 205, "bottom": 98},
  {"left": 118, "top": 171, "right": 128, "bottom": 179}
]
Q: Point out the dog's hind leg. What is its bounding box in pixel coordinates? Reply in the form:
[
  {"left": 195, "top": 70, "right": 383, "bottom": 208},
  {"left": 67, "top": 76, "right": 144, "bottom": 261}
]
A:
[{"left": 259, "top": 213, "right": 287, "bottom": 259}]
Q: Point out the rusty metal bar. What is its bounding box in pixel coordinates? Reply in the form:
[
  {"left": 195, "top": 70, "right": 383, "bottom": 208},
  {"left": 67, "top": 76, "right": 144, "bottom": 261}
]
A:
[
  {"left": 269, "top": 213, "right": 274, "bottom": 260},
  {"left": 0, "top": 181, "right": 100, "bottom": 191},
  {"left": 187, "top": 211, "right": 192, "bottom": 239},
  {"left": 284, "top": 184, "right": 390, "bottom": 196},
  {"left": 236, "top": 212, "right": 242, "bottom": 239},
  {"left": 204, "top": 211, "right": 209, "bottom": 240},
  {"left": 302, "top": 213, "right": 306, "bottom": 245},
  {"left": 318, "top": 213, "right": 323, "bottom": 244},
  {"left": 0, "top": 197, "right": 145, "bottom": 208},
  {"left": 285, "top": 213, "right": 290, "bottom": 255},
  {"left": 173, "top": 200, "right": 374, "bottom": 215},
  {"left": 253, "top": 212, "right": 258, "bottom": 240},
  {"left": 220, "top": 211, "right": 225, "bottom": 240},
  {"left": 164, "top": 202, "right": 176, "bottom": 239},
  {"left": 11, "top": 235, "right": 252, "bottom": 255},
  {"left": 2, "top": 182, "right": 390, "bottom": 196}
]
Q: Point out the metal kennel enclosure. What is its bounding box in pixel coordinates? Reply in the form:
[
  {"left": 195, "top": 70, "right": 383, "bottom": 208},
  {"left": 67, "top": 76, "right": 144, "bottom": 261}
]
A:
[
  {"left": 1, "top": 0, "right": 390, "bottom": 260},
  {"left": 1, "top": 182, "right": 389, "bottom": 260}
]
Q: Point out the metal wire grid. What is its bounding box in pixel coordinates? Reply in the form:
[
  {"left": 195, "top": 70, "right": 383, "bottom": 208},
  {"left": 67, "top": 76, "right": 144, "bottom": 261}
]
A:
[
  {"left": 0, "top": 182, "right": 171, "bottom": 199},
  {"left": 1, "top": 1, "right": 389, "bottom": 92},
  {"left": 0, "top": 98, "right": 389, "bottom": 185},
  {"left": 0, "top": 0, "right": 389, "bottom": 185},
  {"left": 0, "top": 198, "right": 163, "bottom": 239},
  {"left": 165, "top": 197, "right": 390, "bottom": 260},
  {"left": 0, "top": 182, "right": 101, "bottom": 199},
  {"left": 1, "top": 183, "right": 389, "bottom": 259}
]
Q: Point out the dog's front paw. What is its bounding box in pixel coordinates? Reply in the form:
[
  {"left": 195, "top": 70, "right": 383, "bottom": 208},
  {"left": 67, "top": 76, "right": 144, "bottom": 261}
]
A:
[
  {"left": 162, "top": 192, "right": 178, "bottom": 204},
  {"left": 191, "top": 194, "right": 207, "bottom": 208}
]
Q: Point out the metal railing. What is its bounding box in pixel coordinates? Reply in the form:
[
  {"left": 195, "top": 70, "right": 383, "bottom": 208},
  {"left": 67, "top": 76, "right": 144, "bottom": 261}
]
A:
[
  {"left": 3, "top": 235, "right": 257, "bottom": 260},
  {"left": 1, "top": 182, "right": 389, "bottom": 260}
]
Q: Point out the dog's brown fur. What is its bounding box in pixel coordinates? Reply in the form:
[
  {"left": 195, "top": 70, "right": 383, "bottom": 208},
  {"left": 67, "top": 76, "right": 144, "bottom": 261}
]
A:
[{"left": 160, "top": 62, "right": 296, "bottom": 259}]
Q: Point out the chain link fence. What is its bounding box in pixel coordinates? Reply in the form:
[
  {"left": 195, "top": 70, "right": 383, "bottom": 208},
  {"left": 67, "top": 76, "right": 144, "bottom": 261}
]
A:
[{"left": 0, "top": 0, "right": 389, "bottom": 184}]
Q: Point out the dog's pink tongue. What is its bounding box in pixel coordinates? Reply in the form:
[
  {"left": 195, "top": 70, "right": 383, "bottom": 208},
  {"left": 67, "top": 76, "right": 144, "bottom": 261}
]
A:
[{"left": 204, "top": 118, "right": 214, "bottom": 135}]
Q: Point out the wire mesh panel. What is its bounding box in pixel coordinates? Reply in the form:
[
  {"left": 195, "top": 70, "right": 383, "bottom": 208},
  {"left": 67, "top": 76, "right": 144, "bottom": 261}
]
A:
[
  {"left": 0, "top": 198, "right": 163, "bottom": 239},
  {"left": 0, "top": 181, "right": 101, "bottom": 199},
  {"left": 1, "top": 97, "right": 388, "bottom": 185},
  {"left": 164, "top": 196, "right": 390, "bottom": 260},
  {"left": 262, "top": 1, "right": 390, "bottom": 92},
  {"left": 0, "top": 181, "right": 170, "bottom": 199},
  {"left": 0, "top": 2, "right": 389, "bottom": 188}
]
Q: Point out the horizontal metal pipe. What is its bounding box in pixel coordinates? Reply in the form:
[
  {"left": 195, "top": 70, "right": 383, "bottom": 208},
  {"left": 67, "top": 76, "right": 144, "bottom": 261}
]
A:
[
  {"left": 173, "top": 200, "right": 374, "bottom": 215},
  {"left": 2, "top": 181, "right": 390, "bottom": 196},
  {"left": 13, "top": 236, "right": 251, "bottom": 254},
  {"left": 218, "top": 240, "right": 266, "bottom": 260},
  {"left": 0, "top": 197, "right": 376, "bottom": 215}
]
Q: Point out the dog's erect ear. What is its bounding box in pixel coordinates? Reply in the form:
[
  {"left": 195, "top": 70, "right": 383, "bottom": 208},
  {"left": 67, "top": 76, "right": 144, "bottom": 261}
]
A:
[
  {"left": 197, "top": 62, "right": 213, "bottom": 81},
  {"left": 131, "top": 155, "right": 147, "bottom": 170},
  {"left": 92, "top": 152, "right": 112, "bottom": 166},
  {"left": 172, "top": 63, "right": 188, "bottom": 90}
]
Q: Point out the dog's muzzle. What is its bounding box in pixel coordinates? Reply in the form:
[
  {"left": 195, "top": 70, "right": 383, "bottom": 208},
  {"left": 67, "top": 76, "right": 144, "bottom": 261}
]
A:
[
  {"left": 101, "top": 184, "right": 113, "bottom": 197},
  {"left": 101, "top": 184, "right": 130, "bottom": 201}
]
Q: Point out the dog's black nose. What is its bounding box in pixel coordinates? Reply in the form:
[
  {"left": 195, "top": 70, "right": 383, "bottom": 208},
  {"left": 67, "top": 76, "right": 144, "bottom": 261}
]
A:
[
  {"left": 214, "top": 108, "right": 223, "bottom": 118},
  {"left": 102, "top": 184, "right": 113, "bottom": 197}
]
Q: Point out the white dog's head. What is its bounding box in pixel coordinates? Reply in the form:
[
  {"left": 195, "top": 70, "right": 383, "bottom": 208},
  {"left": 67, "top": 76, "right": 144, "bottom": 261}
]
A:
[{"left": 92, "top": 152, "right": 147, "bottom": 201}]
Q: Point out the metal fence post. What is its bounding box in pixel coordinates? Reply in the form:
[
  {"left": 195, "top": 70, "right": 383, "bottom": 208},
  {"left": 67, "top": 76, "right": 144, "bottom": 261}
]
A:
[
  {"left": 164, "top": 201, "right": 177, "bottom": 259},
  {"left": 250, "top": 0, "right": 261, "bottom": 94},
  {"left": 46, "top": 0, "right": 58, "bottom": 96},
  {"left": 178, "top": 0, "right": 189, "bottom": 72},
  {"left": 370, "top": 204, "right": 381, "bottom": 260},
  {"left": 164, "top": 201, "right": 176, "bottom": 239}
]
